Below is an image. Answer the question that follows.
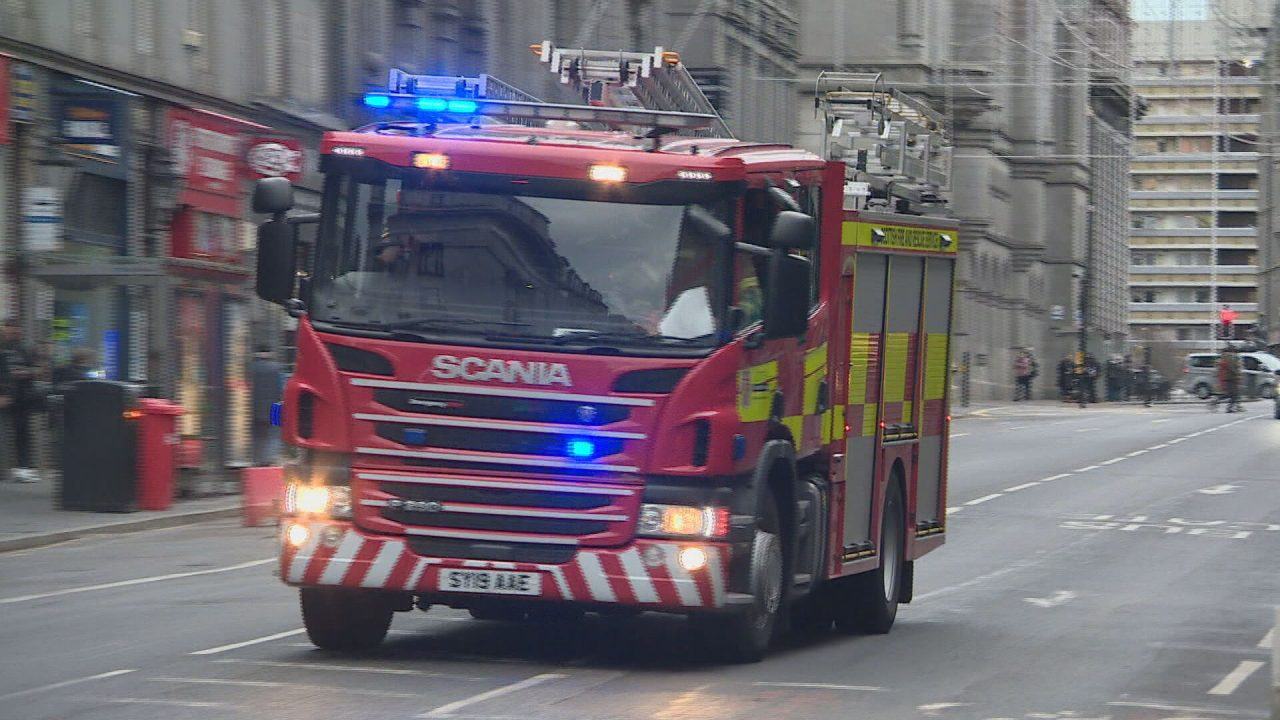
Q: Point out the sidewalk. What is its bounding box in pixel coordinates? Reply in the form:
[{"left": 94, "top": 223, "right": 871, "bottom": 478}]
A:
[{"left": 0, "top": 478, "right": 240, "bottom": 553}]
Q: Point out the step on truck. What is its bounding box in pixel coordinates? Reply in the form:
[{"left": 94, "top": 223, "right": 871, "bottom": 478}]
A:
[{"left": 256, "top": 50, "right": 957, "bottom": 661}]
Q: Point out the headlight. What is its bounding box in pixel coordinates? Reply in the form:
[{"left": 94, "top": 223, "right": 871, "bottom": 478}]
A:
[
  {"left": 282, "top": 449, "right": 351, "bottom": 519},
  {"left": 284, "top": 484, "right": 352, "bottom": 519},
  {"left": 638, "top": 504, "right": 728, "bottom": 538}
]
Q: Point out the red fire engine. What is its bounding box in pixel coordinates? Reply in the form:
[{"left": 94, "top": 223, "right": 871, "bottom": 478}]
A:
[{"left": 256, "top": 48, "right": 957, "bottom": 662}]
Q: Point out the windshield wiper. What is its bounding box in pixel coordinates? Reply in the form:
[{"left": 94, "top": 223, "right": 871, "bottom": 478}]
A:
[
  {"left": 551, "top": 330, "right": 711, "bottom": 346},
  {"left": 381, "top": 317, "right": 533, "bottom": 331}
]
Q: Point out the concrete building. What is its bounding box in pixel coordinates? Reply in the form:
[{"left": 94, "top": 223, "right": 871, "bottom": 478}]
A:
[
  {"left": 1129, "top": 2, "right": 1270, "bottom": 375},
  {"left": 795, "top": 0, "right": 1136, "bottom": 400},
  {"left": 1258, "top": 0, "right": 1280, "bottom": 348}
]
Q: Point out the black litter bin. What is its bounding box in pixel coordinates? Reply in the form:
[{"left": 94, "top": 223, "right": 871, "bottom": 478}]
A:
[{"left": 61, "top": 380, "right": 139, "bottom": 512}]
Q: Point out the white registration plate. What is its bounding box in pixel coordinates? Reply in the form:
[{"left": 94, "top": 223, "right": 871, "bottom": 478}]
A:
[{"left": 439, "top": 569, "right": 542, "bottom": 596}]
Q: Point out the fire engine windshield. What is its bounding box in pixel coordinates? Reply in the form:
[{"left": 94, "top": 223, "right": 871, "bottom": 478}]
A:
[{"left": 309, "top": 171, "right": 735, "bottom": 353}]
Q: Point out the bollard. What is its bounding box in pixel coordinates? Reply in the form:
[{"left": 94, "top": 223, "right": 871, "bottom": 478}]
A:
[{"left": 242, "top": 466, "right": 284, "bottom": 527}]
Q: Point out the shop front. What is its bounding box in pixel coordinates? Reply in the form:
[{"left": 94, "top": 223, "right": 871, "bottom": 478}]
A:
[{"left": 166, "top": 107, "right": 267, "bottom": 479}]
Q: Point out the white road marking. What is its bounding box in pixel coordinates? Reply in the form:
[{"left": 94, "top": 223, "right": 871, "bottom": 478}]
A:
[
  {"left": 1259, "top": 627, "right": 1275, "bottom": 649},
  {"left": 1207, "top": 660, "right": 1264, "bottom": 695},
  {"left": 918, "top": 702, "right": 972, "bottom": 716},
  {"left": 1148, "top": 443, "right": 1169, "bottom": 450},
  {"left": 420, "top": 673, "right": 567, "bottom": 717},
  {"left": 964, "top": 493, "right": 1002, "bottom": 506},
  {"left": 1099, "top": 457, "right": 1125, "bottom": 466},
  {"left": 1126, "top": 450, "right": 1148, "bottom": 457},
  {"left": 1023, "top": 590, "right": 1076, "bottom": 608},
  {"left": 1152, "top": 418, "right": 1172, "bottom": 423},
  {"left": 1108, "top": 700, "right": 1244, "bottom": 714},
  {"left": 211, "top": 659, "right": 487, "bottom": 680},
  {"left": 1074, "top": 427, "right": 1098, "bottom": 433},
  {"left": 1075, "top": 465, "right": 1100, "bottom": 472},
  {"left": 1197, "top": 484, "right": 1240, "bottom": 495},
  {"left": 946, "top": 507, "right": 962, "bottom": 515},
  {"left": 0, "top": 558, "right": 274, "bottom": 605},
  {"left": 1041, "top": 473, "right": 1072, "bottom": 482},
  {"left": 0, "top": 668, "right": 137, "bottom": 702},
  {"left": 151, "top": 676, "right": 425, "bottom": 699},
  {"left": 1007, "top": 425, "right": 1028, "bottom": 430},
  {"left": 189, "top": 628, "right": 307, "bottom": 655},
  {"left": 950, "top": 432, "right": 970, "bottom": 438},
  {"left": 754, "top": 682, "right": 886, "bottom": 692},
  {"left": 1004, "top": 482, "right": 1040, "bottom": 492},
  {"left": 1168, "top": 437, "right": 1186, "bottom": 444},
  {"left": 103, "top": 698, "right": 229, "bottom": 708}
]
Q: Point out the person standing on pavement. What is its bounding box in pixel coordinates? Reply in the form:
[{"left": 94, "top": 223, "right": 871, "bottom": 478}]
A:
[
  {"left": 0, "top": 321, "right": 39, "bottom": 482},
  {"left": 251, "top": 345, "right": 285, "bottom": 466},
  {"left": 1013, "top": 350, "right": 1035, "bottom": 401},
  {"left": 1057, "top": 356, "right": 1073, "bottom": 401},
  {"left": 1081, "top": 353, "right": 1101, "bottom": 404}
]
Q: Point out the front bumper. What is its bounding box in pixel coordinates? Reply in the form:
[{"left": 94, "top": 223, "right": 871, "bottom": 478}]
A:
[{"left": 280, "top": 521, "right": 731, "bottom": 610}]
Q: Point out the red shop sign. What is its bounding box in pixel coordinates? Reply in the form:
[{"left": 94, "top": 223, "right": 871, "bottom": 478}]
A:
[
  {"left": 168, "top": 108, "right": 260, "bottom": 216},
  {"left": 244, "top": 137, "right": 303, "bottom": 182}
]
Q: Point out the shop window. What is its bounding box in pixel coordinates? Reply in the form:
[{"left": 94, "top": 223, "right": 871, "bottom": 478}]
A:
[{"left": 65, "top": 173, "right": 126, "bottom": 244}]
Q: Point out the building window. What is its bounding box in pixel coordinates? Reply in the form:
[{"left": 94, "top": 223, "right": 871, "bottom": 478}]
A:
[{"left": 133, "top": 0, "right": 155, "bottom": 55}]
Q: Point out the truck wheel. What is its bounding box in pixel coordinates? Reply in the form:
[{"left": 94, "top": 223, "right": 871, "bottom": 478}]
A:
[
  {"left": 1262, "top": 384, "right": 1277, "bottom": 400},
  {"left": 1273, "top": 401, "right": 1280, "bottom": 419},
  {"left": 300, "top": 588, "right": 393, "bottom": 652},
  {"left": 1194, "top": 383, "right": 1212, "bottom": 400},
  {"left": 695, "top": 486, "right": 784, "bottom": 663},
  {"left": 833, "top": 480, "right": 904, "bottom": 635}
]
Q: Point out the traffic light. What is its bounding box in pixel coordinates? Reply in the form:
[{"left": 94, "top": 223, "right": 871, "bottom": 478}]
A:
[{"left": 1219, "top": 306, "right": 1238, "bottom": 340}]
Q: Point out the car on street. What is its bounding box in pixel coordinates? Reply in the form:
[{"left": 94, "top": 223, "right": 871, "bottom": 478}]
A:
[{"left": 1183, "top": 351, "right": 1280, "bottom": 399}]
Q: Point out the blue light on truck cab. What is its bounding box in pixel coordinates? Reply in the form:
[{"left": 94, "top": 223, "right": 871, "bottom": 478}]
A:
[
  {"left": 416, "top": 97, "right": 448, "bottom": 112},
  {"left": 565, "top": 438, "right": 596, "bottom": 459},
  {"left": 362, "top": 93, "right": 391, "bottom": 108},
  {"left": 446, "top": 99, "right": 477, "bottom": 114}
]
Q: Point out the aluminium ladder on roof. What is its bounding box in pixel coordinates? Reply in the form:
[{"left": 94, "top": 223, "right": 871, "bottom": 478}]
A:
[
  {"left": 814, "top": 71, "right": 952, "bottom": 206},
  {"left": 533, "top": 42, "right": 734, "bottom": 139}
]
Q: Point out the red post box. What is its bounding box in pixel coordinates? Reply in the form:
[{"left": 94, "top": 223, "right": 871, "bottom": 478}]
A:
[{"left": 135, "top": 398, "right": 184, "bottom": 511}]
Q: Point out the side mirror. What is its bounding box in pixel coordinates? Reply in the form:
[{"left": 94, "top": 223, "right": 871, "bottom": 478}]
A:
[
  {"left": 762, "top": 252, "right": 811, "bottom": 339},
  {"left": 255, "top": 218, "right": 297, "bottom": 305},
  {"left": 685, "top": 204, "right": 731, "bottom": 240},
  {"left": 768, "top": 210, "right": 815, "bottom": 250},
  {"left": 767, "top": 185, "right": 802, "bottom": 213},
  {"left": 252, "top": 177, "right": 294, "bottom": 215}
]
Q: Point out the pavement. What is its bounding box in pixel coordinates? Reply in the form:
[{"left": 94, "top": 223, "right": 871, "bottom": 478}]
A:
[
  {"left": 0, "top": 477, "right": 240, "bottom": 553},
  {"left": 1, "top": 401, "right": 1278, "bottom": 719}
]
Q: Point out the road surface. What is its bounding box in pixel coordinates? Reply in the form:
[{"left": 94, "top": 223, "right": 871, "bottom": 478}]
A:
[{"left": 2, "top": 401, "right": 1277, "bottom": 720}]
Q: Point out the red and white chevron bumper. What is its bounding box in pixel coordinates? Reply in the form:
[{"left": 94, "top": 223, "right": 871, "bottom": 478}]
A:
[{"left": 280, "top": 523, "right": 730, "bottom": 610}]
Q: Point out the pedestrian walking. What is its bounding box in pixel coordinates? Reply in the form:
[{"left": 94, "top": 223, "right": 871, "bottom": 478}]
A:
[
  {"left": 1215, "top": 350, "right": 1242, "bottom": 413},
  {"left": 0, "top": 321, "right": 39, "bottom": 482},
  {"left": 1013, "top": 349, "right": 1036, "bottom": 401},
  {"left": 251, "top": 345, "right": 285, "bottom": 466}
]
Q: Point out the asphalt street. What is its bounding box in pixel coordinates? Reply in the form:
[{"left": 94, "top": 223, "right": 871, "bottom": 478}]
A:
[{"left": 2, "top": 400, "right": 1278, "bottom": 720}]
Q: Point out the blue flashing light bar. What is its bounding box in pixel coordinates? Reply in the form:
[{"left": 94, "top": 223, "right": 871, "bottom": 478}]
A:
[
  {"left": 565, "top": 438, "right": 596, "bottom": 459},
  {"left": 447, "top": 99, "right": 478, "bottom": 114},
  {"left": 363, "top": 93, "right": 392, "bottom": 108},
  {"left": 416, "top": 97, "right": 448, "bottom": 112}
]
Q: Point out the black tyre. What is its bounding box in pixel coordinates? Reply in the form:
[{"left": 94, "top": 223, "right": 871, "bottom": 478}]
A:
[
  {"left": 300, "top": 587, "right": 394, "bottom": 651},
  {"left": 833, "top": 480, "right": 904, "bottom": 635},
  {"left": 1262, "top": 384, "right": 1277, "bottom": 400},
  {"left": 1273, "top": 401, "right": 1279, "bottom": 419},
  {"left": 1194, "top": 383, "right": 1212, "bottom": 400},
  {"left": 695, "top": 486, "right": 785, "bottom": 663}
]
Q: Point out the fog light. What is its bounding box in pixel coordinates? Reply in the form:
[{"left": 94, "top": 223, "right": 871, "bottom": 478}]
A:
[
  {"left": 677, "top": 546, "right": 708, "bottom": 572},
  {"left": 286, "top": 523, "right": 310, "bottom": 547}
]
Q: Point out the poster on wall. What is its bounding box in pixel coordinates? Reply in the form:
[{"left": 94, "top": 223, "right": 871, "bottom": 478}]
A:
[
  {"left": 177, "top": 294, "right": 205, "bottom": 437},
  {"left": 102, "top": 330, "right": 120, "bottom": 380},
  {"left": 224, "top": 300, "right": 251, "bottom": 467}
]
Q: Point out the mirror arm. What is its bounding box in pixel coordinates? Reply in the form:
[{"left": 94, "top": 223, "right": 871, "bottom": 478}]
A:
[
  {"left": 735, "top": 241, "right": 773, "bottom": 257},
  {"left": 284, "top": 298, "right": 307, "bottom": 318},
  {"left": 287, "top": 213, "right": 321, "bottom": 226}
]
